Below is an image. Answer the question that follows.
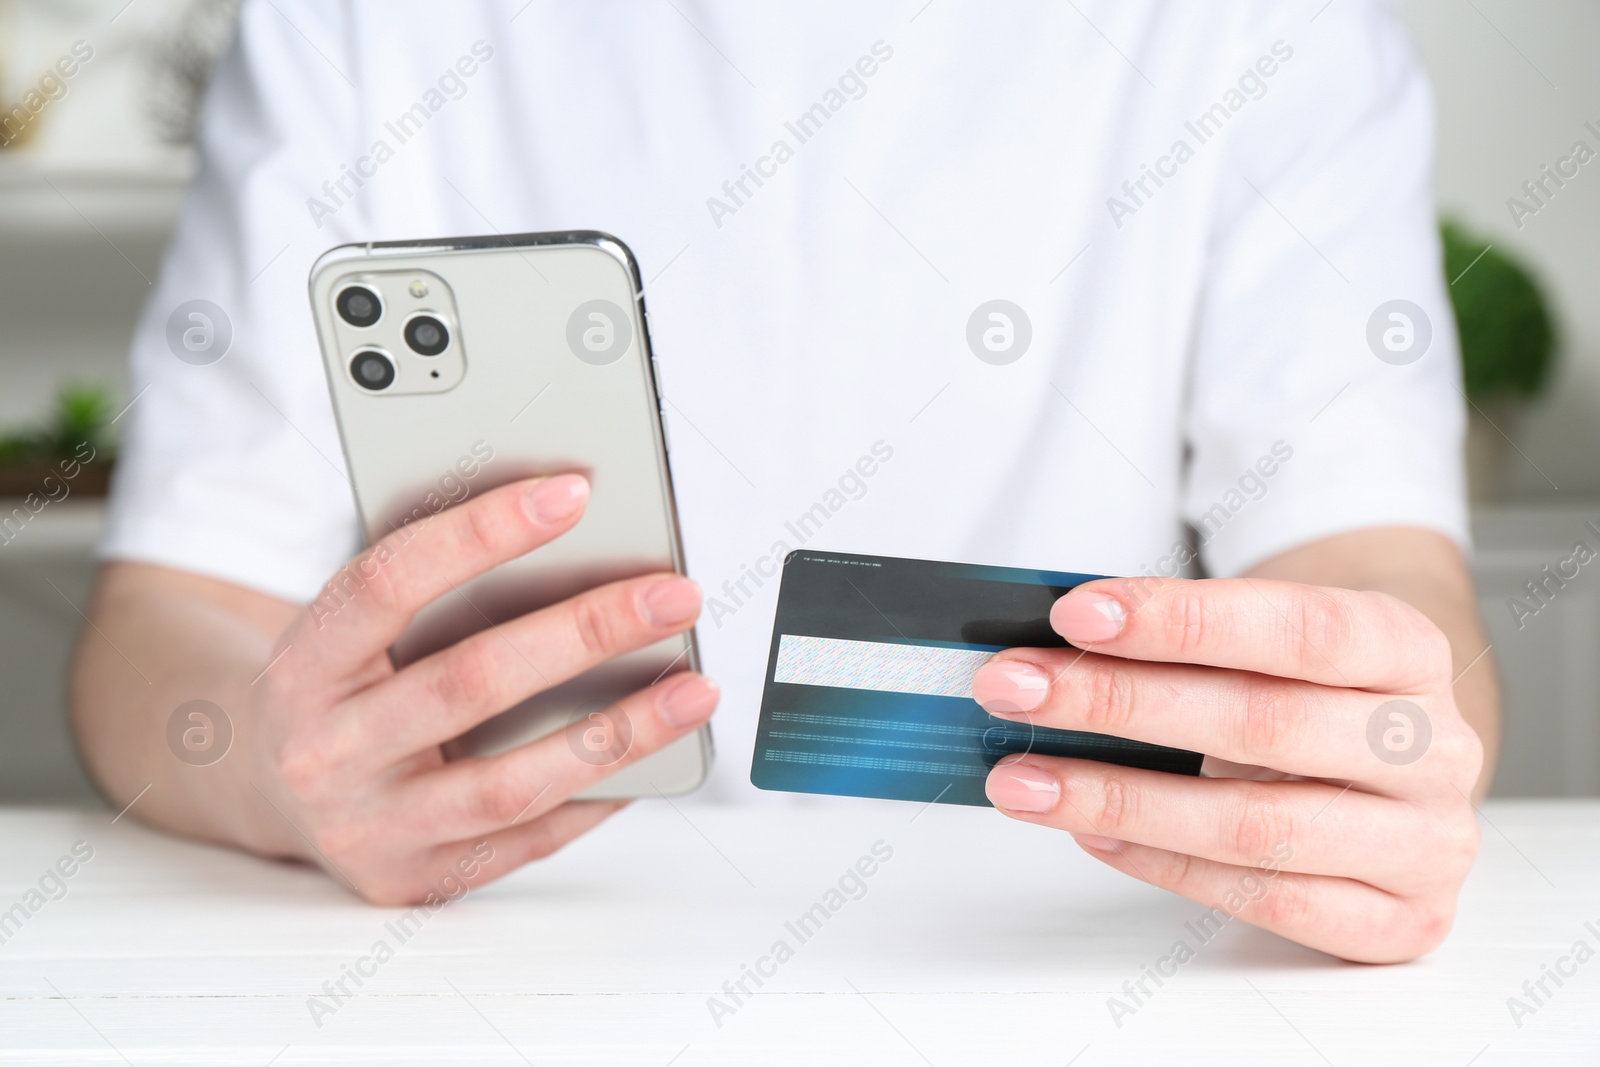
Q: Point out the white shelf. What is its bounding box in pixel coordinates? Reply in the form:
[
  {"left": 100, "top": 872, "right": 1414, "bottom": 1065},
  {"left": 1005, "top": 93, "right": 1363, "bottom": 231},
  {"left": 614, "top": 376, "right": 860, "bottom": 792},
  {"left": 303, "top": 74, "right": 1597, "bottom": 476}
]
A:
[{"left": 0, "top": 162, "right": 191, "bottom": 236}]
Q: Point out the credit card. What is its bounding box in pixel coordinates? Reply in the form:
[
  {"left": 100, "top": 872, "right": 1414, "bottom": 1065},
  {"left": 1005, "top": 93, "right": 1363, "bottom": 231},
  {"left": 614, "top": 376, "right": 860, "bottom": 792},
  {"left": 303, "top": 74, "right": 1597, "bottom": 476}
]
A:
[{"left": 751, "top": 551, "right": 1203, "bottom": 807}]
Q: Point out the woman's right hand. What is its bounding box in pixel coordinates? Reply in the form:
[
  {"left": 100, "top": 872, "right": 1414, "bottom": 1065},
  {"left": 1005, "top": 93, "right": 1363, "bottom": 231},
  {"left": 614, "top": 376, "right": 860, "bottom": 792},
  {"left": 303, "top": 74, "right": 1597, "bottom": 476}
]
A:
[{"left": 241, "top": 473, "right": 717, "bottom": 903}]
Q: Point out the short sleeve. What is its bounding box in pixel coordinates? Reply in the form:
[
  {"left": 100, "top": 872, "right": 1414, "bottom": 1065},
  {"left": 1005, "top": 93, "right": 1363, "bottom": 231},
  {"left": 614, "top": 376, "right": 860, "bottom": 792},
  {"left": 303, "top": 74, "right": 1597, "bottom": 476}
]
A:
[
  {"left": 97, "top": 1, "right": 369, "bottom": 601},
  {"left": 1182, "top": 0, "right": 1468, "bottom": 578}
]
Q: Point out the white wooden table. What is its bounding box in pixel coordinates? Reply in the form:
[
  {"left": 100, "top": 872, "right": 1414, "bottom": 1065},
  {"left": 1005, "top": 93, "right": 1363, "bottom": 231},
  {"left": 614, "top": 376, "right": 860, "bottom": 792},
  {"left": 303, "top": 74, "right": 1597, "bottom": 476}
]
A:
[{"left": 1, "top": 799, "right": 1596, "bottom": 1065}]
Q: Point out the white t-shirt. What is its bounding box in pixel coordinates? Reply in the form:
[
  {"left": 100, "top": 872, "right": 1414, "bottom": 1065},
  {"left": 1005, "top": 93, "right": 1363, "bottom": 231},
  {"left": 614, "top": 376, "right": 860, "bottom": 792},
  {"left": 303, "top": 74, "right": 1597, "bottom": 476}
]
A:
[{"left": 101, "top": 0, "right": 1467, "bottom": 800}]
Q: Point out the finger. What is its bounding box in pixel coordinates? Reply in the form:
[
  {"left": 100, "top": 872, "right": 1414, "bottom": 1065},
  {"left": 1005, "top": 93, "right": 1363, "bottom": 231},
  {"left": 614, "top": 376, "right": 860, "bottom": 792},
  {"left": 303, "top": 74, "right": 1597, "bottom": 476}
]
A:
[
  {"left": 359, "top": 800, "right": 630, "bottom": 905},
  {"left": 429, "top": 800, "right": 631, "bottom": 893},
  {"left": 392, "top": 672, "right": 719, "bottom": 842},
  {"left": 1050, "top": 576, "right": 1450, "bottom": 691},
  {"left": 984, "top": 756, "right": 1479, "bottom": 890},
  {"left": 1062, "top": 836, "right": 1452, "bottom": 963},
  {"left": 291, "top": 474, "right": 591, "bottom": 684},
  {"left": 351, "top": 571, "right": 703, "bottom": 756},
  {"left": 972, "top": 650, "right": 1477, "bottom": 792},
  {"left": 468, "top": 798, "right": 632, "bottom": 874}
]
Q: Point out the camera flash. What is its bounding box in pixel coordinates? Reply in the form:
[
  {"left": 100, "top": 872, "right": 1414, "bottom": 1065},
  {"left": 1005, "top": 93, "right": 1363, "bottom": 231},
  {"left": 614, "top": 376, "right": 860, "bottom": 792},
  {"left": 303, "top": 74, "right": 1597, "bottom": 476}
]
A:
[{"left": 409, "top": 280, "right": 429, "bottom": 298}]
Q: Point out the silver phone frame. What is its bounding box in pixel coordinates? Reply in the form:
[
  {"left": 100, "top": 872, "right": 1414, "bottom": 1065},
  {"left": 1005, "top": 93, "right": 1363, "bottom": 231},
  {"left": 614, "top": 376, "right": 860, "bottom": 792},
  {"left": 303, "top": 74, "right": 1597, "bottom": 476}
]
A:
[{"left": 308, "top": 230, "right": 712, "bottom": 797}]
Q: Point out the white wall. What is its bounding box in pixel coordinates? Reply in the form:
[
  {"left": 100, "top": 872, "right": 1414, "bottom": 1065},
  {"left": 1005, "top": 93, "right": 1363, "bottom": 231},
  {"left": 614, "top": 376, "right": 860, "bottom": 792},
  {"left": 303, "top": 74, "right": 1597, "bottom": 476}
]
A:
[{"left": 1402, "top": 0, "right": 1600, "bottom": 498}]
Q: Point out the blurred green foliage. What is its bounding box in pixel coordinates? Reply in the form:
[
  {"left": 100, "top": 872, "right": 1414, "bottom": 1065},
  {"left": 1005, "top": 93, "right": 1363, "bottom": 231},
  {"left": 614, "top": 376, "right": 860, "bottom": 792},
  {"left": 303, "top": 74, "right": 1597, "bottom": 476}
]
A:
[
  {"left": 0, "top": 382, "right": 116, "bottom": 463},
  {"left": 1443, "top": 219, "right": 1556, "bottom": 402}
]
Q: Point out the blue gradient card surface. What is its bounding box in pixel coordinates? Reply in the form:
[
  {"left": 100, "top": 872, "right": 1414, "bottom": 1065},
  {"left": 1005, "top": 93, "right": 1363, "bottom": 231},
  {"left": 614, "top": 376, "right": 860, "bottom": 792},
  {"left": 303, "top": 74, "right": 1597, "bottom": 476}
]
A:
[{"left": 751, "top": 551, "right": 1203, "bottom": 807}]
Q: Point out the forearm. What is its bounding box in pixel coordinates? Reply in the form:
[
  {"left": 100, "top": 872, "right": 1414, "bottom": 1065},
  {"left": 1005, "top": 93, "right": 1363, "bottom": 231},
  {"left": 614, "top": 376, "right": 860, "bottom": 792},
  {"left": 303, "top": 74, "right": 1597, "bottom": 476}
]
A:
[
  {"left": 1243, "top": 526, "right": 1501, "bottom": 794},
  {"left": 68, "top": 562, "right": 301, "bottom": 855}
]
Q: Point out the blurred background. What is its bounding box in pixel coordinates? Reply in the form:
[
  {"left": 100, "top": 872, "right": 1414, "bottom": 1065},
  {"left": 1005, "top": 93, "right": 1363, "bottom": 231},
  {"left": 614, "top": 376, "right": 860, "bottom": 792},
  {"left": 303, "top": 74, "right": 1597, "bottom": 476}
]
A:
[{"left": 1, "top": 0, "right": 1595, "bottom": 801}]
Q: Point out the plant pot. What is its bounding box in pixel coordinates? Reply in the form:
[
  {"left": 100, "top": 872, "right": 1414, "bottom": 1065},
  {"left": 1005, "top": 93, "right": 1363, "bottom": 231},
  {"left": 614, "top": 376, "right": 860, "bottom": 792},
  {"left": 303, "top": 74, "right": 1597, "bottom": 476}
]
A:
[
  {"left": 0, "top": 459, "right": 114, "bottom": 500},
  {"left": 1464, "top": 398, "right": 1521, "bottom": 504}
]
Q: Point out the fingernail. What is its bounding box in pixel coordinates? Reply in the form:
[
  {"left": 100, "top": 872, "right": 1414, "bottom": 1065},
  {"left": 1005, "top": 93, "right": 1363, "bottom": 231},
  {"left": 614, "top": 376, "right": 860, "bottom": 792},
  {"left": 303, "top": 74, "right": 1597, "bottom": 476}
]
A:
[
  {"left": 986, "top": 763, "right": 1060, "bottom": 813},
  {"left": 525, "top": 474, "right": 589, "bottom": 523},
  {"left": 972, "top": 659, "right": 1050, "bottom": 714},
  {"left": 1052, "top": 589, "right": 1126, "bottom": 643},
  {"left": 1073, "top": 833, "right": 1124, "bottom": 853},
  {"left": 659, "top": 673, "right": 719, "bottom": 729},
  {"left": 642, "top": 577, "right": 701, "bottom": 627}
]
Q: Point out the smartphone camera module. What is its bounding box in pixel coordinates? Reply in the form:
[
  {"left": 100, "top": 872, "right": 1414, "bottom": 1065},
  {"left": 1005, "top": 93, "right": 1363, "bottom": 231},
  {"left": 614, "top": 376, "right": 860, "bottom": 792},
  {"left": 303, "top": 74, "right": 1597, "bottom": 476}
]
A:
[
  {"left": 404, "top": 314, "right": 450, "bottom": 356},
  {"left": 349, "top": 348, "right": 396, "bottom": 391},
  {"left": 326, "top": 270, "right": 461, "bottom": 397},
  {"left": 337, "top": 285, "right": 383, "bottom": 328}
]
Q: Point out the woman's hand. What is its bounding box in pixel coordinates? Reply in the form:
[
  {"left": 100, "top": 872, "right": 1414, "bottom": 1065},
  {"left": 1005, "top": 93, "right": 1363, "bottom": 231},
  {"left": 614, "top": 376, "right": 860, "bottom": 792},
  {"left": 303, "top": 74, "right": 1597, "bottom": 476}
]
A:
[
  {"left": 973, "top": 576, "right": 1484, "bottom": 963},
  {"left": 245, "top": 473, "right": 718, "bottom": 903}
]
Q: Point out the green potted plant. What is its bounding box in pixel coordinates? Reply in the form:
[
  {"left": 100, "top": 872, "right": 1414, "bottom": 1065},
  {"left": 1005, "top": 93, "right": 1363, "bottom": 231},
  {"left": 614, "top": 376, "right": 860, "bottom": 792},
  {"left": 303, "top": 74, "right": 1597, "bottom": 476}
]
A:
[
  {"left": 1441, "top": 219, "right": 1557, "bottom": 501},
  {"left": 0, "top": 382, "right": 118, "bottom": 498}
]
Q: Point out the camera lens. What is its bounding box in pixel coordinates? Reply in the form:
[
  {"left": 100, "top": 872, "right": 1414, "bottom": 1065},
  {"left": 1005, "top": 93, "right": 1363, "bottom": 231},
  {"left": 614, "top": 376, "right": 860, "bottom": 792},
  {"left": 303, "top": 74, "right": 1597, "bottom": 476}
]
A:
[
  {"left": 336, "top": 286, "right": 382, "bottom": 328},
  {"left": 349, "top": 349, "right": 396, "bottom": 391},
  {"left": 404, "top": 314, "right": 450, "bottom": 356}
]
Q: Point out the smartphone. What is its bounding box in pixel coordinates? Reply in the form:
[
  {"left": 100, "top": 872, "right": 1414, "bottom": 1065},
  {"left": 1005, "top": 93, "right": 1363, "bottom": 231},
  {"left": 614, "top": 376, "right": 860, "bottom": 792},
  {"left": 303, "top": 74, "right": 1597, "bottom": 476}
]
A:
[{"left": 308, "top": 230, "right": 711, "bottom": 797}]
